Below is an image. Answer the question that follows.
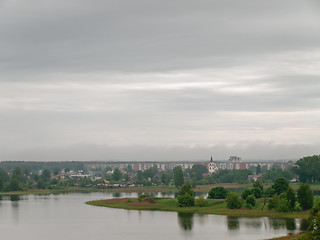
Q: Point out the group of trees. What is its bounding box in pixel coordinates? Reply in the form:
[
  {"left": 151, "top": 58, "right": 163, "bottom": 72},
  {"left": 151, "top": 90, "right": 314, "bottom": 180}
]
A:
[
  {"left": 295, "top": 155, "right": 320, "bottom": 183},
  {"left": 0, "top": 166, "right": 97, "bottom": 192},
  {"left": 199, "top": 178, "right": 315, "bottom": 213}
]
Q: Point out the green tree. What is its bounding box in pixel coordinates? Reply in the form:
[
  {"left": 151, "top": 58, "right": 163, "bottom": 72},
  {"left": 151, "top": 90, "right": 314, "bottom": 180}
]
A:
[
  {"left": 208, "top": 187, "right": 227, "bottom": 199},
  {"left": 177, "top": 183, "right": 195, "bottom": 207},
  {"left": 190, "top": 164, "right": 207, "bottom": 181},
  {"left": 135, "top": 170, "right": 144, "bottom": 184},
  {"left": 286, "top": 186, "right": 296, "bottom": 210},
  {"left": 242, "top": 187, "right": 262, "bottom": 200},
  {"left": 41, "top": 169, "right": 51, "bottom": 182},
  {"left": 143, "top": 165, "right": 158, "bottom": 180},
  {"left": 297, "top": 183, "right": 313, "bottom": 210},
  {"left": 173, "top": 166, "right": 184, "bottom": 188},
  {"left": 246, "top": 194, "right": 256, "bottom": 208},
  {"left": 262, "top": 187, "right": 275, "bottom": 210},
  {"left": 271, "top": 177, "right": 289, "bottom": 195},
  {"left": 295, "top": 155, "right": 320, "bottom": 183},
  {"left": 226, "top": 192, "right": 243, "bottom": 209},
  {"left": 178, "top": 183, "right": 195, "bottom": 207},
  {"left": 306, "top": 200, "right": 320, "bottom": 239},
  {"left": 252, "top": 180, "right": 263, "bottom": 193},
  {"left": 112, "top": 168, "right": 122, "bottom": 182},
  {"left": 53, "top": 168, "right": 60, "bottom": 175},
  {"left": 256, "top": 165, "right": 261, "bottom": 174},
  {"left": 123, "top": 173, "right": 129, "bottom": 182},
  {"left": 12, "top": 167, "right": 24, "bottom": 182}
]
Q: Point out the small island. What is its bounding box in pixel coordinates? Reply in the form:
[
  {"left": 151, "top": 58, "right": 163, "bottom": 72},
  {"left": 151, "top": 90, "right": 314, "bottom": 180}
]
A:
[
  {"left": 87, "top": 180, "right": 320, "bottom": 240},
  {"left": 86, "top": 196, "right": 308, "bottom": 219}
]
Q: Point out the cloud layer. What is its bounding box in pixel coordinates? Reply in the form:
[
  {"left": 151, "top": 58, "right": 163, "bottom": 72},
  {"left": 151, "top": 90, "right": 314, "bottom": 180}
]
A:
[{"left": 0, "top": 0, "right": 320, "bottom": 161}]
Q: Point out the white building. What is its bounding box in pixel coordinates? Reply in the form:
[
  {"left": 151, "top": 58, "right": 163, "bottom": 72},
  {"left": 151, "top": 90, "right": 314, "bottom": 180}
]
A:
[{"left": 208, "top": 156, "right": 219, "bottom": 173}]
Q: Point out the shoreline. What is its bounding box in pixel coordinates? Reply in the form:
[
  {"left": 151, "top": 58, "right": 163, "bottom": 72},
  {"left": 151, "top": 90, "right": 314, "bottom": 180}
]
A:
[{"left": 86, "top": 197, "right": 309, "bottom": 219}]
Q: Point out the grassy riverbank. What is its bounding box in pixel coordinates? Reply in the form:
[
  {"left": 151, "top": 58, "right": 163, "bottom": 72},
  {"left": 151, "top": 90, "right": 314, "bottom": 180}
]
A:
[{"left": 86, "top": 197, "right": 309, "bottom": 219}]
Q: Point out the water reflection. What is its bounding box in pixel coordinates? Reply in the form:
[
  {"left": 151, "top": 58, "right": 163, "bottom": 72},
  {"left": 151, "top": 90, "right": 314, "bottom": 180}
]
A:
[
  {"left": 269, "top": 218, "right": 287, "bottom": 230},
  {"left": 227, "top": 216, "right": 240, "bottom": 230},
  {"left": 300, "top": 218, "right": 309, "bottom": 231},
  {"left": 10, "top": 195, "right": 20, "bottom": 201},
  {"left": 285, "top": 218, "right": 296, "bottom": 231},
  {"left": 244, "top": 219, "right": 262, "bottom": 229},
  {"left": 178, "top": 212, "right": 194, "bottom": 231},
  {"left": 112, "top": 192, "right": 121, "bottom": 198}
]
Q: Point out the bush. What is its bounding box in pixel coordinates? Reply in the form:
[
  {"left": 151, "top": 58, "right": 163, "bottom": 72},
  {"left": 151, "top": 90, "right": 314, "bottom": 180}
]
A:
[
  {"left": 267, "top": 194, "right": 289, "bottom": 212},
  {"left": 195, "top": 195, "right": 208, "bottom": 207},
  {"left": 242, "top": 187, "right": 262, "bottom": 200},
  {"left": 286, "top": 186, "right": 296, "bottom": 210},
  {"left": 306, "top": 201, "right": 320, "bottom": 239},
  {"left": 297, "top": 184, "right": 313, "bottom": 210},
  {"left": 245, "top": 194, "right": 256, "bottom": 209},
  {"left": 208, "top": 187, "right": 227, "bottom": 199},
  {"left": 138, "top": 194, "right": 146, "bottom": 202},
  {"left": 277, "top": 200, "right": 289, "bottom": 212},
  {"left": 178, "top": 193, "right": 195, "bottom": 207},
  {"left": 267, "top": 195, "right": 281, "bottom": 210},
  {"left": 226, "top": 192, "right": 243, "bottom": 209}
]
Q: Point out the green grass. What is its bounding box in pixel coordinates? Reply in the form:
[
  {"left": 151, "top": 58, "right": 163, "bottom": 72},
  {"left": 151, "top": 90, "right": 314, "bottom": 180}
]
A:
[{"left": 86, "top": 197, "right": 309, "bottom": 219}]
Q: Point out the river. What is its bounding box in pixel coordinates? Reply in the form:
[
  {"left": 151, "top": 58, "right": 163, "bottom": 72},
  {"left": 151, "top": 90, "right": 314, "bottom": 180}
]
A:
[{"left": 0, "top": 192, "right": 306, "bottom": 240}]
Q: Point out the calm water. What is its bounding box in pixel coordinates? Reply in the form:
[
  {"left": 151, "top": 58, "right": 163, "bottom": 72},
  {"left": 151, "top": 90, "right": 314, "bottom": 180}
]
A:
[{"left": 0, "top": 193, "right": 306, "bottom": 240}]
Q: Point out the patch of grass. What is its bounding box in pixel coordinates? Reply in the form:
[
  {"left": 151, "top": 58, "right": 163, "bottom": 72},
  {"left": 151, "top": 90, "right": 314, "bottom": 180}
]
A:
[{"left": 86, "top": 197, "right": 309, "bottom": 219}]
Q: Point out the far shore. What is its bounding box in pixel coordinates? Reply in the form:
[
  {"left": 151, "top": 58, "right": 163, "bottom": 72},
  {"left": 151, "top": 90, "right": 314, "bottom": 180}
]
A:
[{"left": 2, "top": 182, "right": 320, "bottom": 196}]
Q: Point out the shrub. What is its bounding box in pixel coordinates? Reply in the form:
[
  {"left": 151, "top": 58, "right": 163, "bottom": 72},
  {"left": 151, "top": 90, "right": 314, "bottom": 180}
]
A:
[
  {"left": 267, "top": 194, "right": 289, "bottom": 212},
  {"left": 226, "top": 192, "right": 243, "bottom": 209},
  {"left": 242, "top": 187, "right": 262, "bottom": 200},
  {"left": 208, "top": 187, "right": 227, "bottom": 199},
  {"left": 286, "top": 186, "right": 296, "bottom": 210},
  {"left": 268, "top": 195, "right": 281, "bottom": 210},
  {"left": 245, "top": 194, "right": 256, "bottom": 209},
  {"left": 178, "top": 193, "right": 195, "bottom": 207},
  {"left": 297, "top": 184, "right": 313, "bottom": 210},
  {"left": 306, "top": 201, "right": 320, "bottom": 239},
  {"left": 277, "top": 200, "right": 289, "bottom": 212},
  {"left": 138, "top": 194, "right": 146, "bottom": 202},
  {"left": 195, "top": 195, "right": 208, "bottom": 207}
]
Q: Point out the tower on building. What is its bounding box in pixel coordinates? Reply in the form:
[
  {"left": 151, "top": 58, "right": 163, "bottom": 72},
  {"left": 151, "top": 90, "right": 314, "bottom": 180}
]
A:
[{"left": 208, "top": 156, "right": 218, "bottom": 173}]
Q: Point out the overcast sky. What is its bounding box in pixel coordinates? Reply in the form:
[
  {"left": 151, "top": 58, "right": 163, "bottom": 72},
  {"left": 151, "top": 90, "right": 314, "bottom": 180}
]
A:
[{"left": 1, "top": 0, "right": 320, "bottom": 161}]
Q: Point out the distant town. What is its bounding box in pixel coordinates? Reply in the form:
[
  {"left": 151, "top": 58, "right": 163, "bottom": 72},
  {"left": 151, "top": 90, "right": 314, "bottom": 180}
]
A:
[{"left": 0, "top": 156, "right": 298, "bottom": 191}]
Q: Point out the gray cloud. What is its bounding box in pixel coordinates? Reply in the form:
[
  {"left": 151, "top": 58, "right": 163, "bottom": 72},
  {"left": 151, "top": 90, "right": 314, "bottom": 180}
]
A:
[
  {"left": 1, "top": 0, "right": 320, "bottom": 73},
  {"left": 0, "top": 0, "right": 319, "bottom": 161}
]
